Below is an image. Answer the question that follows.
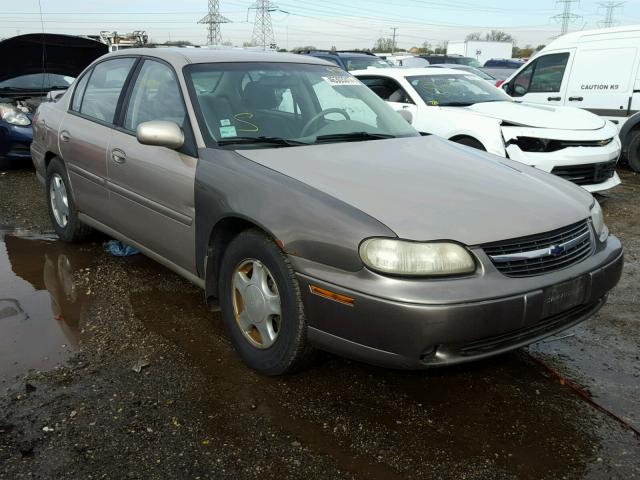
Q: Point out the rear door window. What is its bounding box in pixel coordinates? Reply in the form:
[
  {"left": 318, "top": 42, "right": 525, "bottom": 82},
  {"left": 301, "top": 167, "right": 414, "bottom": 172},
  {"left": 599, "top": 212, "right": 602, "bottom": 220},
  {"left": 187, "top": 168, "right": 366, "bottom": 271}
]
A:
[
  {"left": 71, "top": 70, "right": 92, "bottom": 112},
  {"left": 79, "top": 58, "right": 136, "bottom": 123}
]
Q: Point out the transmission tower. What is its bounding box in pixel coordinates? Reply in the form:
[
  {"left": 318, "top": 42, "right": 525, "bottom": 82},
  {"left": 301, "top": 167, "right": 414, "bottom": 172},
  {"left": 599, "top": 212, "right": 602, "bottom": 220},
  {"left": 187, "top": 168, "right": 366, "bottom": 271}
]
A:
[
  {"left": 250, "top": 0, "right": 276, "bottom": 50},
  {"left": 598, "top": 1, "right": 625, "bottom": 28},
  {"left": 198, "top": 0, "right": 230, "bottom": 45},
  {"left": 551, "top": 0, "right": 582, "bottom": 36}
]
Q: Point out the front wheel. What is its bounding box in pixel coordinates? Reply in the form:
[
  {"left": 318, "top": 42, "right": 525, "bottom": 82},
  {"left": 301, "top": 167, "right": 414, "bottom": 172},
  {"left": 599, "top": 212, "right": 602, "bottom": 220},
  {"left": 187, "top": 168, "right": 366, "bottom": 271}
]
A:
[
  {"left": 626, "top": 129, "right": 640, "bottom": 172},
  {"left": 45, "top": 157, "right": 93, "bottom": 242},
  {"left": 219, "top": 229, "right": 316, "bottom": 375}
]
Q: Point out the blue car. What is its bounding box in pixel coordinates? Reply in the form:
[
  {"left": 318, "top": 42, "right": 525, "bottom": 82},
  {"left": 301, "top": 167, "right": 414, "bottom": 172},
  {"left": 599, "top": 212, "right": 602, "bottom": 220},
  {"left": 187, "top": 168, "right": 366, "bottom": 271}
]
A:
[{"left": 0, "top": 33, "right": 107, "bottom": 169}]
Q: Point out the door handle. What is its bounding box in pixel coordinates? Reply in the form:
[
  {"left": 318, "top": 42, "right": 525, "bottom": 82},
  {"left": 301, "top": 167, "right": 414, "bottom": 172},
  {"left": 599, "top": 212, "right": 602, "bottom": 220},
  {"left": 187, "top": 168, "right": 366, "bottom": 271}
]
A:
[
  {"left": 59, "top": 130, "right": 70, "bottom": 142},
  {"left": 111, "top": 149, "right": 127, "bottom": 164},
  {"left": 547, "top": 96, "right": 562, "bottom": 101},
  {"left": 568, "top": 96, "right": 583, "bottom": 102}
]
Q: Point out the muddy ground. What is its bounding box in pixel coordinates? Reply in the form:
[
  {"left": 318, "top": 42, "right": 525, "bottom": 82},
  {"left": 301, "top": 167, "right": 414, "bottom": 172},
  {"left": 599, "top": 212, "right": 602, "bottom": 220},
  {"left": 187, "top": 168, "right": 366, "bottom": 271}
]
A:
[{"left": 0, "top": 166, "right": 638, "bottom": 479}]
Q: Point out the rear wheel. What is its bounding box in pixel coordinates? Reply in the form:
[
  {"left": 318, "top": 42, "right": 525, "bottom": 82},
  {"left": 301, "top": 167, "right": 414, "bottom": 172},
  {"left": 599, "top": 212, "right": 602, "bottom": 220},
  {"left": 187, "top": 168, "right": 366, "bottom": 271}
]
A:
[
  {"left": 452, "top": 136, "right": 486, "bottom": 151},
  {"left": 219, "top": 229, "right": 316, "bottom": 375},
  {"left": 626, "top": 129, "right": 640, "bottom": 172},
  {"left": 45, "top": 157, "right": 93, "bottom": 242}
]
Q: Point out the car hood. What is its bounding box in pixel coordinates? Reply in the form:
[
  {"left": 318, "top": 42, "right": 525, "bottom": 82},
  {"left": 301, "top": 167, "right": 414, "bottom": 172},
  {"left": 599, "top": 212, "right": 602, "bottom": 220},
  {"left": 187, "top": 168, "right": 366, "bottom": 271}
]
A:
[
  {"left": 0, "top": 33, "right": 107, "bottom": 84},
  {"left": 237, "top": 136, "right": 592, "bottom": 245},
  {"left": 460, "top": 101, "right": 606, "bottom": 130}
]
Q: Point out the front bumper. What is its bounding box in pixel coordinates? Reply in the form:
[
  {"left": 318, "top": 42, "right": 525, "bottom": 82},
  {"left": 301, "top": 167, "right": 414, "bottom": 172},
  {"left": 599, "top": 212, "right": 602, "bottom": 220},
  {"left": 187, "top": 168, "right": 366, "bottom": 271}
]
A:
[
  {"left": 0, "top": 122, "right": 33, "bottom": 161},
  {"left": 504, "top": 136, "right": 622, "bottom": 193},
  {"left": 293, "top": 236, "right": 623, "bottom": 369},
  {"left": 0, "top": 121, "right": 33, "bottom": 160}
]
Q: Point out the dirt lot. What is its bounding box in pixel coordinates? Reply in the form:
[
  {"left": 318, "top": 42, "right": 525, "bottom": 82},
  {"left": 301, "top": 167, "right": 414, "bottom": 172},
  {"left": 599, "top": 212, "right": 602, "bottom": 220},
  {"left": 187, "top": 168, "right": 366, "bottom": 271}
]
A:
[{"left": 0, "top": 166, "right": 639, "bottom": 479}]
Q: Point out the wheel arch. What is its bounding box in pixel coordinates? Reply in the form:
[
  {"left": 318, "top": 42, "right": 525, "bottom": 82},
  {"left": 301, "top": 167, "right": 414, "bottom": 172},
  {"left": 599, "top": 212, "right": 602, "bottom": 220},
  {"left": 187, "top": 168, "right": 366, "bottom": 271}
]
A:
[
  {"left": 44, "top": 151, "right": 57, "bottom": 170},
  {"left": 618, "top": 111, "right": 640, "bottom": 154},
  {"left": 449, "top": 134, "right": 487, "bottom": 151},
  {"left": 203, "top": 215, "right": 281, "bottom": 306}
]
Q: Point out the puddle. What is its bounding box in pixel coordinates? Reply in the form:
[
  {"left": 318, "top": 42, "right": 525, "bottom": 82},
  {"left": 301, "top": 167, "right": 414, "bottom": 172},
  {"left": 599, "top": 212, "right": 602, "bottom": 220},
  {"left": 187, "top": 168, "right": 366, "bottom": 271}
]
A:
[{"left": 0, "top": 229, "right": 95, "bottom": 390}]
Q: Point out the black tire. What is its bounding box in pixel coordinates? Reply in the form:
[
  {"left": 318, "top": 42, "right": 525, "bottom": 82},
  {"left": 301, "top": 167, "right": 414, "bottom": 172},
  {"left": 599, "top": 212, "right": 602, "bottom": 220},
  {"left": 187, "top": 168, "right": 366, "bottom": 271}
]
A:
[
  {"left": 219, "top": 229, "right": 316, "bottom": 375},
  {"left": 45, "top": 157, "right": 94, "bottom": 242},
  {"left": 452, "top": 136, "right": 486, "bottom": 151},
  {"left": 626, "top": 129, "right": 640, "bottom": 172}
]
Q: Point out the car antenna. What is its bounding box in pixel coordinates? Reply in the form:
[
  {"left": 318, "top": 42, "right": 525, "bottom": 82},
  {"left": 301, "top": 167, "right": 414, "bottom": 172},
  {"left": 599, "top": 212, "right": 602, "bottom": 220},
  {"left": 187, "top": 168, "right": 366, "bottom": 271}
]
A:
[{"left": 38, "top": 0, "right": 47, "bottom": 97}]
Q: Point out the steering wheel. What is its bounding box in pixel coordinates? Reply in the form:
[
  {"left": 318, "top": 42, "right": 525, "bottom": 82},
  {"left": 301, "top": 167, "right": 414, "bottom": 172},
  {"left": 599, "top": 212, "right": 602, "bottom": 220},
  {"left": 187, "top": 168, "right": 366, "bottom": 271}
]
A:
[{"left": 301, "top": 108, "right": 351, "bottom": 137}]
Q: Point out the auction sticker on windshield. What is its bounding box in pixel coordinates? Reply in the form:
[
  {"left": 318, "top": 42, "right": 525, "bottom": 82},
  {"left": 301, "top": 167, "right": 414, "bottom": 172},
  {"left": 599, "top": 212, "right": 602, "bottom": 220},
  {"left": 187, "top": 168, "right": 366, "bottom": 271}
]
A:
[{"left": 322, "top": 75, "right": 361, "bottom": 86}]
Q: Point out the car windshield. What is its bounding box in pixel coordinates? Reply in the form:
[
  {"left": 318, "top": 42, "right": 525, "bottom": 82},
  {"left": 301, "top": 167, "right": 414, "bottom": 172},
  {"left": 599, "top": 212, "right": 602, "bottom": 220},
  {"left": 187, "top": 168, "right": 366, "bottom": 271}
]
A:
[
  {"left": 184, "top": 62, "right": 418, "bottom": 148},
  {"left": 343, "top": 56, "right": 390, "bottom": 71},
  {"left": 407, "top": 73, "right": 511, "bottom": 106},
  {"left": 0, "top": 73, "right": 75, "bottom": 91}
]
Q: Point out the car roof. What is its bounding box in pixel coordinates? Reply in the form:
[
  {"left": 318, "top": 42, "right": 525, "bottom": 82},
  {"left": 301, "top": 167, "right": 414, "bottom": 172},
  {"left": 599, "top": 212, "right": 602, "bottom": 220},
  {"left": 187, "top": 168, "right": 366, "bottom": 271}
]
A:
[
  {"left": 107, "top": 47, "right": 332, "bottom": 68},
  {"left": 543, "top": 24, "right": 640, "bottom": 50},
  {"left": 351, "top": 67, "right": 463, "bottom": 77}
]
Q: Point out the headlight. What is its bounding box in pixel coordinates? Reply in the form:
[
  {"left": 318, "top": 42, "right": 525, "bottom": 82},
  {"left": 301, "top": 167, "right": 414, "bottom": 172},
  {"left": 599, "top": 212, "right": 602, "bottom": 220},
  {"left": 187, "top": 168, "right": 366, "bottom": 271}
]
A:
[
  {"left": 590, "top": 200, "right": 609, "bottom": 242},
  {"left": 359, "top": 238, "right": 476, "bottom": 276},
  {"left": 0, "top": 104, "right": 31, "bottom": 126}
]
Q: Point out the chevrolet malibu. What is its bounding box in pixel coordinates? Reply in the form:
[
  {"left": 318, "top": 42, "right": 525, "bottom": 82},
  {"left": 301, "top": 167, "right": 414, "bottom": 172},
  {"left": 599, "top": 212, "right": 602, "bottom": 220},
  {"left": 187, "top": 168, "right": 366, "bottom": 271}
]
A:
[{"left": 31, "top": 49, "right": 624, "bottom": 375}]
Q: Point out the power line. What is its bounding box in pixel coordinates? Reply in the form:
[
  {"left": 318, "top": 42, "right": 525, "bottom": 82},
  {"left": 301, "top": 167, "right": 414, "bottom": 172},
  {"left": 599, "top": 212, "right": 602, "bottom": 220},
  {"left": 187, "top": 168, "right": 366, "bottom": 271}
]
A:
[
  {"left": 249, "top": 0, "right": 276, "bottom": 49},
  {"left": 551, "top": 0, "right": 582, "bottom": 36},
  {"left": 598, "top": 1, "right": 625, "bottom": 28},
  {"left": 198, "top": 0, "right": 230, "bottom": 45}
]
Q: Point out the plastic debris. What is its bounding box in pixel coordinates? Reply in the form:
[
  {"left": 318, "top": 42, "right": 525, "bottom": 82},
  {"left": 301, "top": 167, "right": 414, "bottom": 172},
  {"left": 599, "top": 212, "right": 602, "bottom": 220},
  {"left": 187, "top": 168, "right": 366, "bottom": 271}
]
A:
[
  {"left": 104, "top": 240, "right": 140, "bottom": 257},
  {"left": 132, "top": 359, "right": 150, "bottom": 373}
]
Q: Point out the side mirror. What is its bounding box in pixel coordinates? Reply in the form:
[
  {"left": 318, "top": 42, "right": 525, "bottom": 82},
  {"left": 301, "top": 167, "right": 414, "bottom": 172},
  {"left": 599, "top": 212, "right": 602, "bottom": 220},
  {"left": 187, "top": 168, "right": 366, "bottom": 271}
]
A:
[
  {"left": 136, "top": 121, "right": 184, "bottom": 150},
  {"left": 396, "top": 109, "right": 413, "bottom": 124}
]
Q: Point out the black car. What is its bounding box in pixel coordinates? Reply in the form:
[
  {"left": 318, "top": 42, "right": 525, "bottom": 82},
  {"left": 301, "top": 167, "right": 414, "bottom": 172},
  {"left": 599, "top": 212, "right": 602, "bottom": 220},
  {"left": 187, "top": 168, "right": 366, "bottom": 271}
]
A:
[
  {"left": 0, "top": 33, "right": 106, "bottom": 169},
  {"left": 419, "top": 54, "right": 481, "bottom": 68},
  {"left": 293, "top": 50, "right": 390, "bottom": 72},
  {"left": 483, "top": 58, "right": 525, "bottom": 69}
]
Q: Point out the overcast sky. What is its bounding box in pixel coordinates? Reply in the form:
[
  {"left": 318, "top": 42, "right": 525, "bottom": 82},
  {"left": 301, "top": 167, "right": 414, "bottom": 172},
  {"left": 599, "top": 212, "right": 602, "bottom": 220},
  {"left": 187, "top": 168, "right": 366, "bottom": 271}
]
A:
[{"left": 2, "top": 0, "right": 640, "bottom": 50}]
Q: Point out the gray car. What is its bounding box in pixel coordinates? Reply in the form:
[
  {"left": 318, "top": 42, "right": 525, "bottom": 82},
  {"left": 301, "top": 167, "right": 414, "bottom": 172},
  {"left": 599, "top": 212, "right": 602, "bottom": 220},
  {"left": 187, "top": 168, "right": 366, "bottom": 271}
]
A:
[{"left": 31, "top": 49, "right": 623, "bottom": 375}]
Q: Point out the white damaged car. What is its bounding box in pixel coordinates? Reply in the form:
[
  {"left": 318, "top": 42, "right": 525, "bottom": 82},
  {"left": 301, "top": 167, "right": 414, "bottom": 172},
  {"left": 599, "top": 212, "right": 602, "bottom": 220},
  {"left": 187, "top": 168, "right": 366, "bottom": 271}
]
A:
[{"left": 353, "top": 67, "right": 621, "bottom": 192}]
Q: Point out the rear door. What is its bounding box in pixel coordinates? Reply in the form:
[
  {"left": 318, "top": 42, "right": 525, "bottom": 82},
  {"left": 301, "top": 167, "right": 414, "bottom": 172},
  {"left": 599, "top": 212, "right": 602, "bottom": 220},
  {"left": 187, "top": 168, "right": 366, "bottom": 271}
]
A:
[
  {"left": 564, "top": 44, "right": 639, "bottom": 124},
  {"left": 106, "top": 58, "right": 198, "bottom": 272},
  {"left": 506, "top": 50, "right": 574, "bottom": 106},
  {"left": 60, "top": 57, "right": 137, "bottom": 224}
]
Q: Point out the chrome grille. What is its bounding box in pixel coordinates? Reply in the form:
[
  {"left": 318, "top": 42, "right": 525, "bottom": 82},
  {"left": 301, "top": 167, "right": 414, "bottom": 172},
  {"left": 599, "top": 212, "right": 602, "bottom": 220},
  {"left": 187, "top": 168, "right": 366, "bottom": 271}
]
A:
[{"left": 483, "top": 220, "right": 594, "bottom": 278}]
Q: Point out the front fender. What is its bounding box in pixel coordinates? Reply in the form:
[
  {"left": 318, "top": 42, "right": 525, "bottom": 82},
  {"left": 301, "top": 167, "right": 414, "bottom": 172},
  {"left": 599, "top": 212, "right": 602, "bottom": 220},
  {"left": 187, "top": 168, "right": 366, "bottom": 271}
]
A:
[
  {"left": 414, "top": 109, "right": 506, "bottom": 156},
  {"left": 194, "top": 149, "right": 397, "bottom": 277}
]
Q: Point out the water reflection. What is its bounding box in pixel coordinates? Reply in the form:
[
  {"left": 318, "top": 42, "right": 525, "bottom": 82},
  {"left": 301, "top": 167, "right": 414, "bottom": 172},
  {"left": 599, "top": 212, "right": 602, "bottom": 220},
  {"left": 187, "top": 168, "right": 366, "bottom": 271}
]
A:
[{"left": 0, "top": 231, "right": 95, "bottom": 387}]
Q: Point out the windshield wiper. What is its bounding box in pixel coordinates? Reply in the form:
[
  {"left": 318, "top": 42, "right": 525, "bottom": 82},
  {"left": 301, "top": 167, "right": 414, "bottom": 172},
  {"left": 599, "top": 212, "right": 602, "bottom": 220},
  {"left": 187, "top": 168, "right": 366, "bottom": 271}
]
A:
[
  {"left": 313, "top": 132, "right": 396, "bottom": 143},
  {"left": 438, "top": 102, "right": 473, "bottom": 107},
  {"left": 216, "top": 136, "right": 308, "bottom": 147}
]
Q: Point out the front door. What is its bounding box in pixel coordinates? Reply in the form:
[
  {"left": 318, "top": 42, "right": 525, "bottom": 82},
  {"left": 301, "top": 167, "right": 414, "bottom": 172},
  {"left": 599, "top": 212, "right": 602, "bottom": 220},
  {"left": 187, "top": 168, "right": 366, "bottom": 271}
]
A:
[
  {"left": 106, "top": 59, "right": 197, "bottom": 273},
  {"left": 507, "top": 50, "right": 574, "bottom": 106}
]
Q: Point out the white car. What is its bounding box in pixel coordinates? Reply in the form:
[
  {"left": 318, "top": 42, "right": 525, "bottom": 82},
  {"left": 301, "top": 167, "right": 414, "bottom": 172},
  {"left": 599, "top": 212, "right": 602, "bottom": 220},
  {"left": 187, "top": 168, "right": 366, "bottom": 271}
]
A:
[{"left": 352, "top": 67, "right": 622, "bottom": 193}]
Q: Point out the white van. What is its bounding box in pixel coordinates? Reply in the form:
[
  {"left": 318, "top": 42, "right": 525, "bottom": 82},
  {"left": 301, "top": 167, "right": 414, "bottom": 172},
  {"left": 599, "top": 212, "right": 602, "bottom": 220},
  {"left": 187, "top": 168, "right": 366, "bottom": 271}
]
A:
[{"left": 501, "top": 26, "right": 640, "bottom": 171}]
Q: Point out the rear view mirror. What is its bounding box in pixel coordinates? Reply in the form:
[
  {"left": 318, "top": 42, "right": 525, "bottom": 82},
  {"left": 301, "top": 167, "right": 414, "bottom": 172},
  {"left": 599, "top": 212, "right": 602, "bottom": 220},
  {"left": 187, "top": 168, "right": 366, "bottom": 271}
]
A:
[
  {"left": 396, "top": 109, "right": 413, "bottom": 124},
  {"left": 136, "top": 121, "right": 184, "bottom": 150}
]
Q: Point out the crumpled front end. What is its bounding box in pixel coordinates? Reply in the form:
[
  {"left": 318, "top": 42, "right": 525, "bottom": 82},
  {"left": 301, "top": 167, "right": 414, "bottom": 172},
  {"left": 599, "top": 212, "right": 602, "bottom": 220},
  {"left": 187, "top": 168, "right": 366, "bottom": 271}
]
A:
[{"left": 502, "top": 122, "right": 622, "bottom": 193}]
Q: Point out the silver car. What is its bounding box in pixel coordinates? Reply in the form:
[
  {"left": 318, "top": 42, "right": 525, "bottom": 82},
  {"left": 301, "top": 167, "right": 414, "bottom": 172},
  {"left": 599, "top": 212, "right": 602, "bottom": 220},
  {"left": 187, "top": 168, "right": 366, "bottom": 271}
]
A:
[{"left": 31, "top": 49, "right": 623, "bottom": 375}]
